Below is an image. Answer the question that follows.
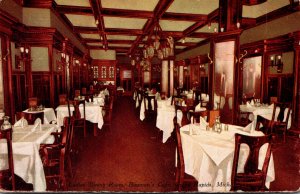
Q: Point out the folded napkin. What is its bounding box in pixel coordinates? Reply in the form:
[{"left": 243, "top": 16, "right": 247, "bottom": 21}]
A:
[
  {"left": 250, "top": 100, "right": 254, "bottom": 106},
  {"left": 167, "top": 96, "right": 172, "bottom": 106},
  {"left": 246, "top": 101, "right": 251, "bottom": 107},
  {"left": 14, "top": 117, "right": 28, "bottom": 128},
  {"left": 195, "top": 103, "right": 201, "bottom": 111},
  {"left": 200, "top": 116, "right": 208, "bottom": 129},
  {"left": 201, "top": 94, "right": 209, "bottom": 101},
  {"left": 31, "top": 118, "right": 42, "bottom": 132},
  {"left": 182, "top": 101, "right": 186, "bottom": 106},
  {"left": 242, "top": 122, "right": 253, "bottom": 133}
]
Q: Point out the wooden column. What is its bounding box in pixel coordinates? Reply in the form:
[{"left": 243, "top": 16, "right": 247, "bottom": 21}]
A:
[
  {"left": 161, "top": 60, "right": 168, "bottom": 96},
  {"left": 169, "top": 59, "right": 174, "bottom": 96},
  {"left": 219, "top": 0, "right": 242, "bottom": 32},
  {"left": 293, "top": 31, "right": 300, "bottom": 129}
]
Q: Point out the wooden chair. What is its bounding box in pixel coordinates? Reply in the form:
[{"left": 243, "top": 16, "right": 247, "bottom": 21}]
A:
[
  {"left": 237, "top": 110, "right": 252, "bottom": 127},
  {"left": 39, "top": 117, "right": 71, "bottom": 190},
  {"left": 23, "top": 111, "right": 44, "bottom": 125},
  {"left": 270, "top": 96, "right": 278, "bottom": 104},
  {"left": 171, "top": 95, "right": 184, "bottom": 106},
  {"left": 59, "top": 94, "right": 68, "bottom": 105},
  {"left": 102, "top": 96, "right": 114, "bottom": 130},
  {"left": 67, "top": 99, "right": 87, "bottom": 137},
  {"left": 0, "top": 128, "right": 15, "bottom": 190},
  {"left": 74, "top": 90, "right": 80, "bottom": 98},
  {"left": 175, "top": 104, "right": 195, "bottom": 126},
  {"left": 230, "top": 134, "right": 273, "bottom": 192},
  {"left": 255, "top": 115, "right": 275, "bottom": 135},
  {"left": 137, "top": 89, "right": 144, "bottom": 108},
  {"left": 174, "top": 117, "right": 197, "bottom": 191},
  {"left": 192, "top": 89, "right": 201, "bottom": 105},
  {"left": 189, "top": 110, "right": 208, "bottom": 124},
  {"left": 28, "top": 97, "right": 38, "bottom": 109},
  {"left": 81, "top": 87, "right": 87, "bottom": 95},
  {"left": 271, "top": 102, "right": 291, "bottom": 142},
  {"left": 143, "top": 93, "right": 157, "bottom": 121},
  {"left": 160, "top": 92, "right": 166, "bottom": 100}
]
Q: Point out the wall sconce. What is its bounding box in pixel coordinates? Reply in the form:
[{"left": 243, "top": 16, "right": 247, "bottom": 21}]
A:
[
  {"left": 269, "top": 54, "right": 283, "bottom": 73},
  {"left": 20, "top": 46, "right": 30, "bottom": 61},
  {"left": 57, "top": 52, "right": 67, "bottom": 71}
]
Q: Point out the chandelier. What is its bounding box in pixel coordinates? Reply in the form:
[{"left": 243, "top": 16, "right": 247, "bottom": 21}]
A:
[
  {"left": 132, "top": 21, "right": 174, "bottom": 72},
  {"left": 143, "top": 22, "right": 174, "bottom": 60}
]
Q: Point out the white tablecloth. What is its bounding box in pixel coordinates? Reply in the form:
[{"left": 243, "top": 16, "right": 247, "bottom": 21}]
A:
[
  {"left": 0, "top": 124, "right": 59, "bottom": 191},
  {"left": 156, "top": 99, "right": 183, "bottom": 143},
  {"left": 56, "top": 103, "right": 103, "bottom": 129},
  {"left": 92, "top": 97, "right": 105, "bottom": 106},
  {"left": 23, "top": 108, "right": 57, "bottom": 124},
  {"left": 240, "top": 104, "right": 291, "bottom": 131},
  {"left": 139, "top": 95, "right": 155, "bottom": 121},
  {"left": 179, "top": 123, "right": 275, "bottom": 192}
]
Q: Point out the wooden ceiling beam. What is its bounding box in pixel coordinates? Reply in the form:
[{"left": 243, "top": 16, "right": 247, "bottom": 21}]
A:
[
  {"left": 105, "top": 28, "right": 144, "bottom": 35},
  {"left": 101, "top": 8, "right": 153, "bottom": 19},
  {"left": 55, "top": 5, "right": 93, "bottom": 15},
  {"left": 89, "top": 0, "right": 108, "bottom": 49},
  {"left": 162, "top": 12, "right": 208, "bottom": 22},
  {"left": 74, "top": 26, "right": 98, "bottom": 34},
  {"left": 128, "top": 0, "right": 174, "bottom": 55},
  {"left": 85, "top": 39, "right": 134, "bottom": 44},
  {"left": 74, "top": 27, "right": 145, "bottom": 35}
]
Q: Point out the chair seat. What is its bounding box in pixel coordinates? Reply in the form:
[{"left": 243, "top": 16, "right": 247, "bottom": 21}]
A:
[{"left": 235, "top": 171, "right": 267, "bottom": 191}]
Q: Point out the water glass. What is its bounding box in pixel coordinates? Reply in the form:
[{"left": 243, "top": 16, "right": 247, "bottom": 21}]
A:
[
  {"left": 224, "top": 124, "right": 229, "bottom": 131},
  {"left": 206, "top": 125, "right": 210, "bottom": 131}
]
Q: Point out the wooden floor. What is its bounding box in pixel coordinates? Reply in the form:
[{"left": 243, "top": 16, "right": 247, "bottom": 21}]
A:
[{"left": 66, "top": 96, "right": 300, "bottom": 192}]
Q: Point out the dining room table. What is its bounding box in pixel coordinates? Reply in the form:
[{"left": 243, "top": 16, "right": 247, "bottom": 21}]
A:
[
  {"left": 23, "top": 108, "right": 57, "bottom": 124},
  {"left": 56, "top": 102, "right": 104, "bottom": 134},
  {"left": 156, "top": 98, "right": 207, "bottom": 143},
  {"left": 0, "top": 123, "right": 60, "bottom": 191},
  {"left": 239, "top": 103, "right": 292, "bottom": 132},
  {"left": 139, "top": 92, "right": 158, "bottom": 121},
  {"left": 178, "top": 121, "right": 275, "bottom": 192}
]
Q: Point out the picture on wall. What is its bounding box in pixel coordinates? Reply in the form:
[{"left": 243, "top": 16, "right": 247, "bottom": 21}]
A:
[{"left": 242, "top": 56, "right": 262, "bottom": 98}]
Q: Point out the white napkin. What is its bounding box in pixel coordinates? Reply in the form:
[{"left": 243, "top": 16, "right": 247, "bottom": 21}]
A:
[
  {"left": 182, "top": 101, "right": 186, "bottom": 106},
  {"left": 167, "top": 97, "right": 172, "bottom": 106},
  {"left": 31, "top": 118, "right": 42, "bottom": 132},
  {"left": 246, "top": 101, "right": 251, "bottom": 107},
  {"left": 250, "top": 100, "right": 254, "bottom": 106},
  {"left": 201, "top": 94, "right": 209, "bottom": 101},
  {"left": 195, "top": 103, "right": 202, "bottom": 111},
  {"left": 200, "top": 116, "right": 208, "bottom": 129},
  {"left": 242, "top": 122, "right": 252, "bottom": 133},
  {"left": 14, "top": 117, "right": 28, "bottom": 128}
]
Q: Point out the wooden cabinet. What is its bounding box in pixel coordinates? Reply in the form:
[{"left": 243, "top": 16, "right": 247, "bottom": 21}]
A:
[{"left": 92, "top": 60, "right": 117, "bottom": 84}]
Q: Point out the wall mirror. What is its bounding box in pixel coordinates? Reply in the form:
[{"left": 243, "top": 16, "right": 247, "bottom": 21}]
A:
[{"left": 214, "top": 41, "right": 235, "bottom": 123}]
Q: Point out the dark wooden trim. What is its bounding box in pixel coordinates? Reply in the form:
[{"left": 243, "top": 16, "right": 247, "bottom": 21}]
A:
[{"left": 23, "top": 0, "right": 53, "bottom": 8}]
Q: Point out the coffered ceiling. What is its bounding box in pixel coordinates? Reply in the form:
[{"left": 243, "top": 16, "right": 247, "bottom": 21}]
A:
[{"left": 53, "top": 0, "right": 292, "bottom": 56}]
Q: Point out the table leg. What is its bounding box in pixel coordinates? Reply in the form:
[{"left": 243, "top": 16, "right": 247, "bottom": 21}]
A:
[{"left": 93, "top": 123, "right": 98, "bottom": 136}]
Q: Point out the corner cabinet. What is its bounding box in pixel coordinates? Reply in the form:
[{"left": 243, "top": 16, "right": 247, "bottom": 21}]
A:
[{"left": 92, "top": 60, "right": 117, "bottom": 84}]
